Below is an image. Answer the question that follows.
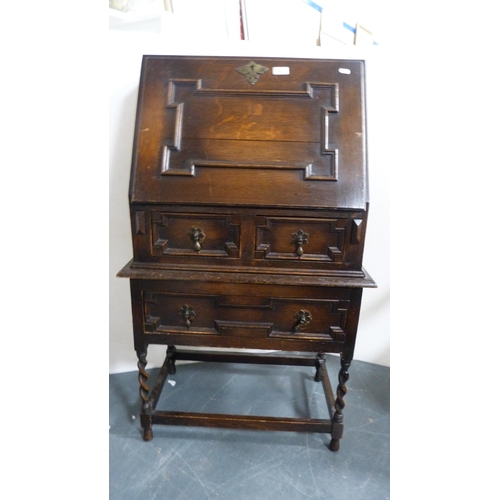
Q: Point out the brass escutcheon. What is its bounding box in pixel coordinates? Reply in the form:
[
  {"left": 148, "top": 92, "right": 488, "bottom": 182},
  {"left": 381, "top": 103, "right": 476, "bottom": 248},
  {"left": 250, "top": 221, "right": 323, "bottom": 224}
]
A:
[{"left": 236, "top": 61, "right": 269, "bottom": 85}]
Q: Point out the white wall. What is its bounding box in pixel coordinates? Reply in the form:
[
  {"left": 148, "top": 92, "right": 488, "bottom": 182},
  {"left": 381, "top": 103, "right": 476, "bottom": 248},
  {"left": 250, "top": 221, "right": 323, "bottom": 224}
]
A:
[{"left": 109, "top": 29, "right": 390, "bottom": 373}]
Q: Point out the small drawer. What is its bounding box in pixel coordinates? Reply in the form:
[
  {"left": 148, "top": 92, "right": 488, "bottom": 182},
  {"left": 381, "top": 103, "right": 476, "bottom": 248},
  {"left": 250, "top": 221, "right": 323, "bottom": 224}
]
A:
[
  {"left": 150, "top": 212, "right": 241, "bottom": 258},
  {"left": 254, "top": 215, "right": 365, "bottom": 271}
]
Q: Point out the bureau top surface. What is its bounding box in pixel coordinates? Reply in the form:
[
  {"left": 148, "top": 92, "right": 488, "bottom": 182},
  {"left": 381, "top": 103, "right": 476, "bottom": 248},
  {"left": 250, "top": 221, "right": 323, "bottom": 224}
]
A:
[{"left": 130, "top": 55, "right": 368, "bottom": 210}]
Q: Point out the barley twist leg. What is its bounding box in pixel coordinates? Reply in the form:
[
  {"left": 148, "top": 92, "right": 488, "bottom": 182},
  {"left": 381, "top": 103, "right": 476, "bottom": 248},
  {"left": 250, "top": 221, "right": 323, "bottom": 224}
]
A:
[
  {"left": 137, "top": 350, "right": 153, "bottom": 441},
  {"left": 329, "top": 357, "right": 351, "bottom": 451}
]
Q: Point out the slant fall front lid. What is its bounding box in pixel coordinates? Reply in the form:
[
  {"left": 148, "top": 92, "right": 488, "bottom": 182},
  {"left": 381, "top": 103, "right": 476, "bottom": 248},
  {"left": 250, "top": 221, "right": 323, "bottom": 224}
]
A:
[{"left": 130, "top": 56, "right": 368, "bottom": 210}]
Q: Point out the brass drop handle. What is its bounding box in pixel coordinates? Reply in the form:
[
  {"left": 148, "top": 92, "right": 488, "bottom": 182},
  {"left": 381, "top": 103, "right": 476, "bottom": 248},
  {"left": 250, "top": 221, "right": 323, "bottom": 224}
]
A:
[
  {"left": 188, "top": 226, "right": 205, "bottom": 252},
  {"left": 180, "top": 304, "right": 196, "bottom": 329},
  {"left": 293, "top": 309, "right": 312, "bottom": 332},
  {"left": 291, "top": 229, "right": 309, "bottom": 257}
]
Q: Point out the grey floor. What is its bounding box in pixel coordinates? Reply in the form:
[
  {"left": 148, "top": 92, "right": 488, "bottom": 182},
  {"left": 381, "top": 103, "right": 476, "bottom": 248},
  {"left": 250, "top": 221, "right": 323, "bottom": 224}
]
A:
[{"left": 110, "top": 352, "right": 390, "bottom": 500}]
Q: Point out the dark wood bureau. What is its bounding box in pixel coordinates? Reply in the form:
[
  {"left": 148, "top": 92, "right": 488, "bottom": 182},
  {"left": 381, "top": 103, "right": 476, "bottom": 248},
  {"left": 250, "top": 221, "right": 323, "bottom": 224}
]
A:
[{"left": 118, "top": 55, "right": 376, "bottom": 451}]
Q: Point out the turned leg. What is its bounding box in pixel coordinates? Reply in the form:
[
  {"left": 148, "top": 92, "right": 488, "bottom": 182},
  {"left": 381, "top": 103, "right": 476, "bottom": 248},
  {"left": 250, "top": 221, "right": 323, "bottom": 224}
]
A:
[
  {"left": 137, "top": 350, "right": 153, "bottom": 441},
  {"left": 314, "top": 352, "right": 325, "bottom": 382},
  {"left": 167, "top": 345, "right": 177, "bottom": 374},
  {"left": 329, "top": 357, "right": 351, "bottom": 452}
]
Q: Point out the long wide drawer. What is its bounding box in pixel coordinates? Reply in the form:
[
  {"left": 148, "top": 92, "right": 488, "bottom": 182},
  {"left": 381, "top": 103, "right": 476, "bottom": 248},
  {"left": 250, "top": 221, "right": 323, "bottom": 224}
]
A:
[{"left": 130, "top": 279, "right": 364, "bottom": 353}]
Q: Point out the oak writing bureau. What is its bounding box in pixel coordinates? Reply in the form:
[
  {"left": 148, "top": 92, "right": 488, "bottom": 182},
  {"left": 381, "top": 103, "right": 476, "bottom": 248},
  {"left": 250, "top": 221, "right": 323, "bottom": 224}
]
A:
[{"left": 117, "top": 55, "right": 376, "bottom": 451}]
